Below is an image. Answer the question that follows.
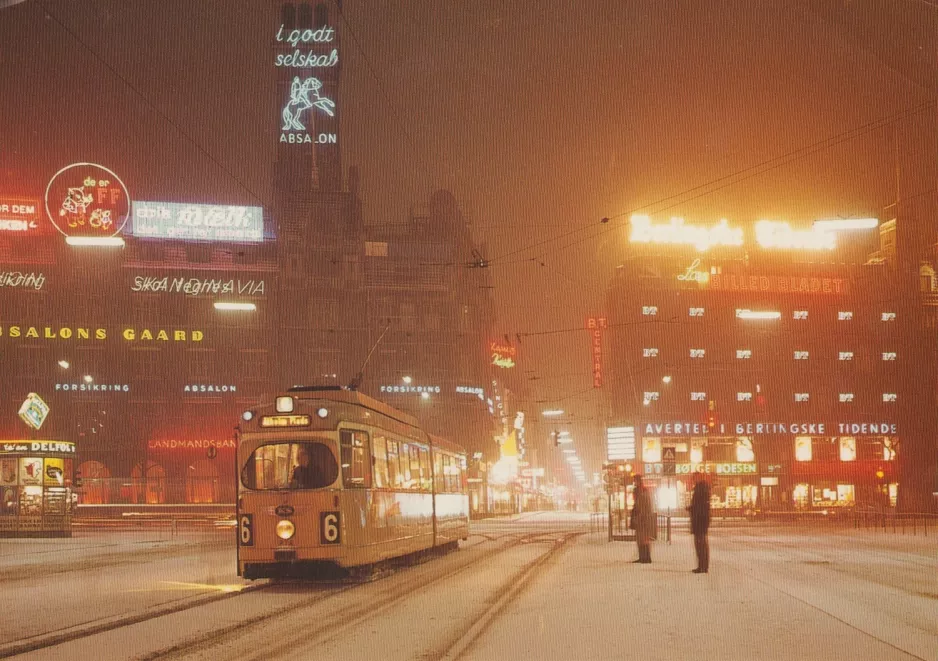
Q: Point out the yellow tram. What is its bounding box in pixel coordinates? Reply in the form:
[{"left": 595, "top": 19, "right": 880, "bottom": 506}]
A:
[{"left": 236, "top": 386, "right": 470, "bottom": 578}]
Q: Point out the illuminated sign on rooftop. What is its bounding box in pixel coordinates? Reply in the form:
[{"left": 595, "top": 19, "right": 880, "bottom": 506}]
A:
[
  {"left": 130, "top": 202, "right": 264, "bottom": 243},
  {"left": 629, "top": 215, "right": 854, "bottom": 252}
]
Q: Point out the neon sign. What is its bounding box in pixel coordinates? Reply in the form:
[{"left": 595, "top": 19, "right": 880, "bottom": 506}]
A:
[
  {"left": 0, "top": 272, "right": 45, "bottom": 290},
  {"left": 184, "top": 384, "right": 237, "bottom": 393},
  {"left": 490, "top": 341, "right": 517, "bottom": 369},
  {"left": 275, "top": 25, "right": 338, "bottom": 67},
  {"left": 130, "top": 202, "right": 264, "bottom": 242},
  {"left": 0, "top": 198, "right": 41, "bottom": 233},
  {"left": 711, "top": 274, "right": 848, "bottom": 295},
  {"left": 131, "top": 276, "right": 266, "bottom": 297},
  {"left": 676, "top": 258, "right": 709, "bottom": 283},
  {"left": 754, "top": 220, "right": 835, "bottom": 250},
  {"left": 0, "top": 326, "right": 204, "bottom": 342},
  {"left": 44, "top": 163, "right": 129, "bottom": 242},
  {"left": 380, "top": 385, "right": 441, "bottom": 394},
  {"left": 630, "top": 215, "right": 848, "bottom": 252},
  {"left": 630, "top": 215, "right": 744, "bottom": 252},
  {"left": 275, "top": 22, "right": 339, "bottom": 146},
  {"left": 586, "top": 317, "right": 606, "bottom": 388},
  {"left": 55, "top": 383, "right": 130, "bottom": 393},
  {"left": 148, "top": 439, "right": 236, "bottom": 452}
]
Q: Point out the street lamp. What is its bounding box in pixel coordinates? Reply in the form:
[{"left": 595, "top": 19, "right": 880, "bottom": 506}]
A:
[
  {"left": 214, "top": 302, "right": 257, "bottom": 311},
  {"left": 83, "top": 375, "right": 93, "bottom": 383},
  {"left": 542, "top": 409, "right": 564, "bottom": 417},
  {"left": 58, "top": 360, "right": 70, "bottom": 369},
  {"left": 662, "top": 375, "right": 672, "bottom": 384},
  {"left": 403, "top": 376, "right": 413, "bottom": 384}
]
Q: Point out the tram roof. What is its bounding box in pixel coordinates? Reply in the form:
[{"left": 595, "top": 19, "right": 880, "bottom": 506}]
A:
[{"left": 286, "top": 387, "right": 421, "bottom": 429}]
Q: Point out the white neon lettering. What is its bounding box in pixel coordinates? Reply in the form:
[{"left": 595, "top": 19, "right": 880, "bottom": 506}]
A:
[{"left": 629, "top": 215, "right": 744, "bottom": 252}]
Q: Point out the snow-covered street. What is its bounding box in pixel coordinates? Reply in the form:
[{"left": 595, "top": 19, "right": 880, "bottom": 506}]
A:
[{"left": 3, "top": 513, "right": 935, "bottom": 660}]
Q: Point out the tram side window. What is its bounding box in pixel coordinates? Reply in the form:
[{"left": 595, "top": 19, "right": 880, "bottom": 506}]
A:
[
  {"left": 433, "top": 450, "right": 444, "bottom": 492},
  {"left": 339, "top": 430, "right": 371, "bottom": 488},
  {"left": 442, "top": 455, "right": 452, "bottom": 492},
  {"left": 418, "top": 447, "right": 431, "bottom": 490},
  {"left": 373, "top": 434, "right": 389, "bottom": 488},
  {"left": 409, "top": 445, "right": 422, "bottom": 489},
  {"left": 399, "top": 443, "right": 413, "bottom": 488},
  {"left": 386, "top": 440, "right": 400, "bottom": 487}
]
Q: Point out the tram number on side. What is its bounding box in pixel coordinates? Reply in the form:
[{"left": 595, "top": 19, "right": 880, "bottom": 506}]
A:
[
  {"left": 320, "top": 511, "right": 341, "bottom": 545},
  {"left": 239, "top": 514, "right": 254, "bottom": 546}
]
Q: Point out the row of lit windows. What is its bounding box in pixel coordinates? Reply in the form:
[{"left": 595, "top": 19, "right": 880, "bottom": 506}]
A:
[
  {"left": 641, "top": 437, "right": 896, "bottom": 463},
  {"left": 641, "top": 391, "right": 897, "bottom": 404},
  {"left": 642, "top": 348, "right": 898, "bottom": 360},
  {"left": 641, "top": 306, "right": 896, "bottom": 321}
]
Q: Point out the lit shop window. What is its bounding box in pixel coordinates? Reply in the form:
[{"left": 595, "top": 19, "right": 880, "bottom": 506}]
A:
[
  {"left": 689, "top": 349, "right": 705, "bottom": 359},
  {"left": 883, "top": 393, "right": 897, "bottom": 402},
  {"left": 736, "top": 437, "right": 755, "bottom": 462},
  {"left": 690, "top": 392, "right": 706, "bottom": 401},
  {"left": 795, "top": 437, "right": 812, "bottom": 462},
  {"left": 836, "top": 485, "right": 856, "bottom": 505},
  {"left": 643, "top": 348, "right": 659, "bottom": 358},
  {"left": 793, "top": 310, "right": 808, "bottom": 320},
  {"left": 689, "top": 307, "right": 704, "bottom": 317},
  {"left": 794, "top": 351, "right": 809, "bottom": 360},
  {"left": 882, "top": 352, "right": 897, "bottom": 361},
  {"left": 839, "top": 437, "right": 857, "bottom": 461},
  {"left": 883, "top": 438, "right": 897, "bottom": 461},
  {"left": 642, "top": 306, "right": 658, "bottom": 316},
  {"left": 838, "top": 352, "right": 854, "bottom": 361},
  {"left": 642, "top": 437, "right": 662, "bottom": 463},
  {"left": 643, "top": 391, "right": 660, "bottom": 402},
  {"left": 839, "top": 393, "right": 854, "bottom": 403},
  {"left": 690, "top": 442, "right": 704, "bottom": 464},
  {"left": 838, "top": 311, "right": 853, "bottom": 321},
  {"left": 792, "top": 484, "right": 809, "bottom": 508},
  {"left": 881, "top": 312, "right": 896, "bottom": 322},
  {"left": 736, "top": 349, "right": 752, "bottom": 359},
  {"left": 737, "top": 392, "right": 752, "bottom": 402},
  {"left": 794, "top": 393, "right": 809, "bottom": 402},
  {"left": 888, "top": 484, "right": 898, "bottom": 508}
]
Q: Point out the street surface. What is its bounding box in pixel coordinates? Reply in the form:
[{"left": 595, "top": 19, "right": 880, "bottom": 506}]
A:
[{"left": 1, "top": 512, "right": 935, "bottom": 660}]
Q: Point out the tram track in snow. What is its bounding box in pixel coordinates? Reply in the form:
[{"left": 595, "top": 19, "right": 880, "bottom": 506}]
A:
[{"left": 145, "top": 531, "right": 559, "bottom": 661}]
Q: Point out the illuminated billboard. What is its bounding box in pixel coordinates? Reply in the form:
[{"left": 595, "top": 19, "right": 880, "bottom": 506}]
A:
[
  {"left": 130, "top": 202, "right": 264, "bottom": 243},
  {"left": 44, "top": 163, "right": 130, "bottom": 243},
  {"left": 0, "top": 197, "right": 41, "bottom": 234},
  {"left": 275, "top": 24, "right": 339, "bottom": 146}
]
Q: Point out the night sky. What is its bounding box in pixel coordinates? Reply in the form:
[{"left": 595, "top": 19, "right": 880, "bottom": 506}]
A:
[{"left": 1, "top": 0, "right": 935, "bottom": 459}]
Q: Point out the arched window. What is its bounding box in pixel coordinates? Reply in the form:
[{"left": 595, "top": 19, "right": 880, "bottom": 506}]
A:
[
  {"left": 131, "top": 461, "right": 166, "bottom": 504},
  {"left": 314, "top": 3, "right": 329, "bottom": 28},
  {"left": 186, "top": 459, "right": 219, "bottom": 504},
  {"left": 297, "top": 3, "right": 312, "bottom": 29},
  {"left": 77, "top": 460, "right": 111, "bottom": 505},
  {"left": 281, "top": 3, "right": 296, "bottom": 30}
]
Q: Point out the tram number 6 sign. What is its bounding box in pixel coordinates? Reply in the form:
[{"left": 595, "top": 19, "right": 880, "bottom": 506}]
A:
[
  {"left": 239, "top": 514, "right": 254, "bottom": 546},
  {"left": 320, "top": 511, "right": 341, "bottom": 545}
]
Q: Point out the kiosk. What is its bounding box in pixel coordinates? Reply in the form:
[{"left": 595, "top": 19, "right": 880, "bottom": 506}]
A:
[{"left": 0, "top": 440, "right": 77, "bottom": 537}]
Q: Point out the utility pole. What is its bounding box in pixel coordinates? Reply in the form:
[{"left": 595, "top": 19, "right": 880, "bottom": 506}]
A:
[{"left": 893, "top": 112, "right": 938, "bottom": 513}]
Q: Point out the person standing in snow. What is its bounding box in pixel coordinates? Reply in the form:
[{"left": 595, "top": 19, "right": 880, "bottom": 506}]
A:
[
  {"left": 630, "top": 474, "right": 654, "bottom": 564},
  {"left": 688, "top": 472, "right": 711, "bottom": 573}
]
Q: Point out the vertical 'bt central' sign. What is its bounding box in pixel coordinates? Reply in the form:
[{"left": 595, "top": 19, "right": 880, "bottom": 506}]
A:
[{"left": 275, "top": 25, "right": 339, "bottom": 146}]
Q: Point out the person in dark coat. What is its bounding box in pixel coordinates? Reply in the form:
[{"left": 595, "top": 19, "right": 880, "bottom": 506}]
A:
[
  {"left": 630, "top": 474, "right": 654, "bottom": 563},
  {"left": 688, "top": 472, "right": 711, "bottom": 573}
]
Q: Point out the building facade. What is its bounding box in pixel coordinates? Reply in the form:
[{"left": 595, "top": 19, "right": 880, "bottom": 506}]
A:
[{"left": 604, "top": 215, "right": 911, "bottom": 514}]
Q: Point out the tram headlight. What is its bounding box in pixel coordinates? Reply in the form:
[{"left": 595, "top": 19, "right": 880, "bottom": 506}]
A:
[
  {"left": 276, "top": 519, "right": 296, "bottom": 540},
  {"left": 275, "top": 396, "right": 294, "bottom": 413}
]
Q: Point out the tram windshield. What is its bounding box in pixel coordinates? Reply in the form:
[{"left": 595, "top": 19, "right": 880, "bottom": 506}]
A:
[{"left": 241, "top": 441, "right": 338, "bottom": 490}]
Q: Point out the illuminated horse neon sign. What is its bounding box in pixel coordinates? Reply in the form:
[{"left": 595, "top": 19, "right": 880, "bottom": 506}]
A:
[{"left": 282, "top": 76, "right": 335, "bottom": 132}]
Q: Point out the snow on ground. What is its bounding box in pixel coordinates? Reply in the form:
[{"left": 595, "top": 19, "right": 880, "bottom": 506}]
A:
[{"left": 3, "top": 513, "right": 935, "bottom": 661}]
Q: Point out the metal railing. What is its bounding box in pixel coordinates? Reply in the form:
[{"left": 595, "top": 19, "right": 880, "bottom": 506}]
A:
[{"left": 853, "top": 509, "right": 938, "bottom": 537}]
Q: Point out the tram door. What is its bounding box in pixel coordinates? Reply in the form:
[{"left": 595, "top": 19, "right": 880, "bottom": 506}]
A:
[{"left": 603, "top": 462, "right": 634, "bottom": 541}]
